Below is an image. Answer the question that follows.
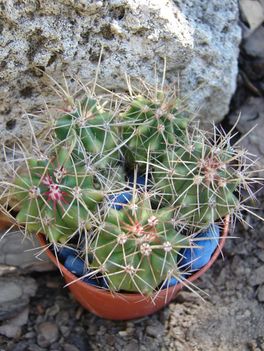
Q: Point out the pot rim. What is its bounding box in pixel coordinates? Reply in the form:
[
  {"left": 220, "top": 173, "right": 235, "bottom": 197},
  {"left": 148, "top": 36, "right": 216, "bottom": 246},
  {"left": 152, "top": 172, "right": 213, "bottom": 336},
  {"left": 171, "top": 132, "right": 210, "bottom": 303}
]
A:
[{"left": 37, "top": 215, "right": 229, "bottom": 299}]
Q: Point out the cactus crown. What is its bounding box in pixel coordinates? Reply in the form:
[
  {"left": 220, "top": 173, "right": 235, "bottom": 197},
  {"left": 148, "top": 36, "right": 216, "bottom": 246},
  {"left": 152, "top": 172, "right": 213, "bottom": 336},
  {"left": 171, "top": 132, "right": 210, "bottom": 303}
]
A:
[
  {"left": 90, "top": 192, "right": 190, "bottom": 294},
  {"left": 121, "top": 86, "right": 189, "bottom": 169},
  {"left": 55, "top": 97, "right": 121, "bottom": 168},
  {"left": 6, "top": 141, "right": 104, "bottom": 244},
  {"left": 151, "top": 126, "right": 247, "bottom": 229},
  {"left": 0, "top": 77, "right": 261, "bottom": 296}
]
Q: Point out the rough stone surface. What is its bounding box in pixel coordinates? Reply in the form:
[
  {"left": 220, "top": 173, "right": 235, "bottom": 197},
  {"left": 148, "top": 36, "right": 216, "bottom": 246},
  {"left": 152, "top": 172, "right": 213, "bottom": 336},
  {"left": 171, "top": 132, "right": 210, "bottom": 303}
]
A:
[
  {"left": 0, "top": 230, "right": 55, "bottom": 273},
  {"left": 244, "top": 25, "right": 264, "bottom": 58},
  {"left": 240, "top": 0, "right": 264, "bottom": 35},
  {"left": 258, "top": 285, "right": 264, "bottom": 302},
  {"left": 0, "top": 276, "right": 37, "bottom": 321},
  {"left": 250, "top": 265, "right": 264, "bottom": 286},
  {"left": 173, "top": 0, "right": 241, "bottom": 122},
  {"left": 0, "top": 307, "right": 29, "bottom": 339},
  {"left": 0, "top": 0, "right": 241, "bottom": 171},
  {"left": 229, "top": 97, "right": 264, "bottom": 167},
  {"left": 0, "top": 264, "right": 16, "bottom": 276}
]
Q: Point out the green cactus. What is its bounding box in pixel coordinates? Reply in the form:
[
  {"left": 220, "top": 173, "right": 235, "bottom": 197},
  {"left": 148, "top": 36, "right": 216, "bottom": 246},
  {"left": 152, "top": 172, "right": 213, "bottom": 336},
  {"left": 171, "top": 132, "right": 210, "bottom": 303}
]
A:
[
  {"left": 90, "top": 194, "right": 189, "bottom": 295},
  {"left": 122, "top": 93, "right": 189, "bottom": 168},
  {"left": 10, "top": 146, "right": 104, "bottom": 243},
  {"left": 152, "top": 131, "right": 240, "bottom": 227},
  {"left": 55, "top": 97, "right": 120, "bottom": 168},
  {"left": 2, "top": 77, "right": 259, "bottom": 298}
]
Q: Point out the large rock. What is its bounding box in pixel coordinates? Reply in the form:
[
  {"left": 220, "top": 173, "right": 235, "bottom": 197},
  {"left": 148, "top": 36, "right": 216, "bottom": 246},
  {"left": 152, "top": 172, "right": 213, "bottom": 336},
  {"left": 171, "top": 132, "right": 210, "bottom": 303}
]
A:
[
  {"left": 0, "top": 0, "right": 241, "bottom": 166},
  {"left": 0, "top": 230, "right": 55, "bottom": 273}
]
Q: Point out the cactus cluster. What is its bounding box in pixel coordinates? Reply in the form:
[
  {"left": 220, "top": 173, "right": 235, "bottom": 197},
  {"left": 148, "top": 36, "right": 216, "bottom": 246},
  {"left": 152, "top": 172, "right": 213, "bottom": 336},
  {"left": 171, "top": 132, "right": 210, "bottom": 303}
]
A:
[
  {"left": 9, "top": 145, "right": 103, "bottom": 243},
  {"left": 1, "top": 78, "right": 259, "bottom": 296},
  {"left": 152, "top": 129, "right": 240, "bottom": 228}
]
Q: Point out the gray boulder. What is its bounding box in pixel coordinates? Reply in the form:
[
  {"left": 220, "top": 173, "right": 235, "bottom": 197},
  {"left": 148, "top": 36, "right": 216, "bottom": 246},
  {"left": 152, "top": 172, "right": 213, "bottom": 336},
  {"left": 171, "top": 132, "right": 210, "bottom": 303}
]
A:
[{"left": 0, "top": 0, "right": 241, "bottom": 168}]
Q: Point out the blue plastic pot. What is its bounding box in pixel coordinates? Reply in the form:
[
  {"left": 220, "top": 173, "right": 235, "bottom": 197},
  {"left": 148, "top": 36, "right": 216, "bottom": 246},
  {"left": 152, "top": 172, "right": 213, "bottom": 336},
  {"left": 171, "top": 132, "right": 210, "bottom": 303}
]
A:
[
  {"left": 58, "top": 247, "right": 78, "bottom": 262},
  {"left": 109, "top": 192, "right": 133, "bottom": 210},
  {"left": 109, "top": 175, "right": 146, "bottom": 210}
]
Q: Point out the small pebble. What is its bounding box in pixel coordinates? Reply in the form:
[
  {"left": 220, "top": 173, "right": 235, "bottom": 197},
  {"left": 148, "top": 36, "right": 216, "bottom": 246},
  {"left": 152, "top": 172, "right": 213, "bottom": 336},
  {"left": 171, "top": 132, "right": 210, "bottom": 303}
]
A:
[
  {"left": 24, "top": 331, "right": 35, "bottom": 339},
  {"left": 0, "top": 324, "right": 21, "bottom": 338},
  {"left": 37, "top": 322, "right": 59, "bottom": 348},
  {"left": 12, "top": 341, "right": 30, "bottom": 351},
  {"left": 257, "top": 284, "right": 264, "bottom": 302},
  {"left": 28, "top": 345, "right": 47, "bottom": 351},
  {"left": 0, "top": 276, "right": 37, "bottom": 321},
  {"left": 123, "top": 340, "right": 139, "bottom": 351},
  {"left": 0, "top": 264, "right": 17, "bottom": 276},
  {"left": 63, "top": 344, "right": 80, "bottom": 351},
  {"left": 257, "top": 241, "right": 264, "bottom": 249},
  {"left": 146, "top": 323, "right": 164, "bottom": 338},
  {"left": 87, "top": 324, "right": 97, "bottom": 336},
  {"left": 75, "top": 306, "right": 83, "bottom": 320},
  {"left": 256, "top": 251, "right": 264, "bottom": 263},
  {"left": 60, "top": 326, "right": 70, "bottom": 337},
  {"left": 45, "top": 304, "right": 60, "bottom": 318},
  {"left": 249, "top": 266, "right": 264, "bottom": 286},
  {"left": 47, "top": 279, "right": 61, "bottom": 289}
]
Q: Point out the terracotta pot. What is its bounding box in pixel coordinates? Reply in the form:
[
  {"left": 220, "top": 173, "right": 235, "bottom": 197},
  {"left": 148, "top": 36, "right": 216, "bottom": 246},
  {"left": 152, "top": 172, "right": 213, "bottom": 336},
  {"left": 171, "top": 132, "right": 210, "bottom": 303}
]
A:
[{"left": 37, "top": 216, "right": 229, "bottom": 321}]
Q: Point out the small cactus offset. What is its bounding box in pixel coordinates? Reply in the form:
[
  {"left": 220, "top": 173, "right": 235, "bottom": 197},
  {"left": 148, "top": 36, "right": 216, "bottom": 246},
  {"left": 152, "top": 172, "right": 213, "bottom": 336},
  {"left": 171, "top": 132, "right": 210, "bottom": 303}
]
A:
[
  {"left": 55, "top": 97, "right": 120, "bottom": 168},
  {"left": 90, "top": 193, "right": 190, "bottom": 294},
  {"left": 9, "top": 144, "right": 104, "bottom": 243},
  {"left": 121, "top": 90, "right": 189, "bottom": 168},
  {"left": 152, "top": 127, "right": 247, "bottom": 228}
]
